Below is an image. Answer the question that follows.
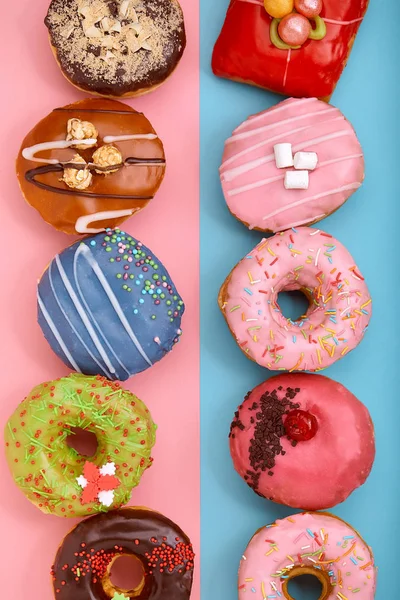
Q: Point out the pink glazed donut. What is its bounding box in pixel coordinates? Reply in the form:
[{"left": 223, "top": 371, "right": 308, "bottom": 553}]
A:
[
  {"left": 218, "top": 227, "right": 372, "bottom": 371},
  {"left": 220, "top": 97, "right": 364, "bottom": 232},
  {"left": 239, "top": 512, "right": 376, "bottom": 600},
  {"left": 230, "top": 374, "right": 375, "bottom": 510}
]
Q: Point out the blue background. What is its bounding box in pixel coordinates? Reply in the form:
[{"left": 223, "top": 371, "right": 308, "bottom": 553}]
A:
[{"left": 200, "top": 0, "right": 400, "bottom": 598}]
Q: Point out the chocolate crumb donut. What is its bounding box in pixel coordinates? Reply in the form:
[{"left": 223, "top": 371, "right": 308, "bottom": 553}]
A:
[
  {"left": 51, "top": 508, "right": 195, "bottom": 599},
  {"left": 45, "top": 0, "right": 186, "bottom": 97},
  {"left": 16, "top": 98, "right": 166, "bottom": 234}
]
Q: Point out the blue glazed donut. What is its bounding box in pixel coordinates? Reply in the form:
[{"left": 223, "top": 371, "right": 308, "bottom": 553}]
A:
[{"left": 37, "top": 228, "right": 184, "bottom": 380}]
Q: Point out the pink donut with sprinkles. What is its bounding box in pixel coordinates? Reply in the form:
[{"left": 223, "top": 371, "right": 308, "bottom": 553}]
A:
[
  {"left": 218, "top": 227, "right": 371, "bottom": 371},
  {"left": 239, "top": 512, "right": 376, "bottom": 600},
  {"left": 220, "top": 97, "right": 364, "bottom": 232}
]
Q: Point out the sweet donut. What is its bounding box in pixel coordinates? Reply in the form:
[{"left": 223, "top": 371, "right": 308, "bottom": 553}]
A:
[
  {"left": 230, "top": 373, "right": 375, "bottom": 509},
  {"left": 239, "top": 512, "right": 376, "bottom": 599},
  {"left": 218, "top": 227, "right": 371, "bottom": 371},
  {"left": 4, "top": 374, "right": 156, "bottom": 517},
  {"left": 16, "top": 98, "right": 166, "bottom": 235},
  {"left": 45, "top": 0, "right": 186, "bottom": 97},
  {"left": 212, "top": 0, "right": 369, "bottom": 100},
  {"left": 51, "top": 507, "right": 195, "bottom": 599},
  {"left": 220, "top": 97, "right": 364, "bottom": 232},
  {"left": 37, "top": 228, "right": 184, "bottom": 380}
]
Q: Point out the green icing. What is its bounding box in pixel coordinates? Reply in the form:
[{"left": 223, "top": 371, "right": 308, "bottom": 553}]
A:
[
  {"left": 4, "top": 373, "right": 157, "bottom": 518},
  {"left": 308, "top": 15, "right": 327, "bottom": 40},
  {"left": 113, "top": 594, "right": 129, "bottom": 600}
]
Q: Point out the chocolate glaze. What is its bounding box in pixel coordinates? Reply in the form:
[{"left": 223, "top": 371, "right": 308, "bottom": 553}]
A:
[
  {"left": 25, "top": 164, "right": 154, "bottom": 200},
  {"left": 52, "top": 508, "right": 194, "bottom": 600},
  {"left": 16, "top": 98, "right": 166, "bottom": 234},
  {"left": 54, "top": 109, "right": 145, "bottom": 115},
  {"left": 45, "top": 0, "right": 186, "bottom": 97}
]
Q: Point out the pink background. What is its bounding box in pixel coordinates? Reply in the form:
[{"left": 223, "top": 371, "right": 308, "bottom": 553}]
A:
[{"left": 0, "top": 0, "right": 199, "bottom": 598}]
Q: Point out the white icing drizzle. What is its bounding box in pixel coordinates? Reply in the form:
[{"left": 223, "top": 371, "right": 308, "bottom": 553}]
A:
[
  {"left": 37, "top": 292, "right": 82, "bottom": 373},
  {"left": 48, "top": 261, "right": 113, "bottom": 380},
  {"left": 283, "top": 48, "right": 291, "bottom": 88},
  {"left": 261, "top": 182, "right": 361, "bottom": 221},
  {"left": 221, "top": 121, "right": 338, "bottom": 169},
  {"left": 103, "top": 133, "right": 158, "bottom": 143},
  {"left": 75, "top": 244, "right": 153, "bottom": 367},
  {"left": 324, "top": 17, "right": 364, "bottom": 25},
  {"left": 72, "top": 255, "right": 132, "bottom": 379},
  {"left": 22, "top": 139, "right": 97, "bottom": 164},
  {"left": 228, "top": 153, "right": 363, "bottom": 197},
  {"left": 55, "top": 254, "right": 117, "bottom": 376},
  {"left": 226, "top": 108, "right": 336, "bottom": 144},
  {"left": 236, "top": 0, "right": 263, "bottom": 5},
  {"left": 234, "top": 99, "right": 315, "bottom": 133},
  {"left": 223, "top": 130, "right": 351, "bottom": 183},
  {"left": 229, "top": 174, "right": 284, "bottom": 197},
  {"left": 235, "top": 0, "right": 364, "bottom": 25},
  {"left": 75, "top": 209, "right": 134, "bottom": 234}
]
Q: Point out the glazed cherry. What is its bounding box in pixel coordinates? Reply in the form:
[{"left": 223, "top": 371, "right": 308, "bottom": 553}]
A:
[
  {"left": 284, "top": 409, "right": 318, "bottom": 441},
  {"left": 294, "top": 0, "right": 323, "bottom": 18},
  {"left": 278, "top": 13, "right": 311, "bottom": 46}
]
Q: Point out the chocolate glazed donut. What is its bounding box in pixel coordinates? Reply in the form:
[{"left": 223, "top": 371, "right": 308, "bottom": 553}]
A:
[
  {"left": 45, "top": 0, "right": 186, "bottom": 98},
  {"left": 51, "top": 508, "right": 195, "bottom": 599}
]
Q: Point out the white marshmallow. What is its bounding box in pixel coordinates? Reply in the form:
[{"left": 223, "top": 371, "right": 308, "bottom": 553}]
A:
[
  {"left": 274, "top": 143, "right": 293, "bottom": 169},
  {"left": 284, "top": 170, "right": 309, "bottom": 190},
  {"left": 293, "top": 151, "right": 318, "bottom": 171}
]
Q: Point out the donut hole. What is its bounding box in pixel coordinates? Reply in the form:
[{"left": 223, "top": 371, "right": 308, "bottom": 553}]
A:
[
  {"left": 276, "top": 289, "right": 310, "bottom": 322},
  {"left": 66, "top": 427, "right": 98, "bottom": 457},
  {"left": 286, "top": 574, "right": 324, "bottom": 599},
  {"left": 108, "top": 554, "right": 145, "bottom": 596}
]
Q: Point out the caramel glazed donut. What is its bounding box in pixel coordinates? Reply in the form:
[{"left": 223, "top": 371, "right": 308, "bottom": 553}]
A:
[
  {"left": 45, "top": 0, "right": 186, "bottom": 97},
  {"left": 16, "top": 98, "right": 166, "bottom": 235},
  {"left": 51, "top": 508, "right": 195, "bottom": 599}
]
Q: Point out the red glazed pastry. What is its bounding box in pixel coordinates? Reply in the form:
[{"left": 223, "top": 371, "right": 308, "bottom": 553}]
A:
[
  {"left": 212, "top": 0, "right": 369, "bottom": 100},
  {"left": 229, "top": 374, "right": 375, "bottom": 510}
]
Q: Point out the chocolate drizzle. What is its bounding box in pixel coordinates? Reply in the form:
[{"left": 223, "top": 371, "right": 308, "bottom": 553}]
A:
[
  {"left": 125, "top": 157, "right": 166, "bottom": 164},
  {"left": 63, "top": 157, "right": 166, "bottom": 171},
  {"left": 25, "top": 163, "right": 160, "bottom": 200},
  {"left": 54, "top": 108, "right": 144, "bottom": 115}
]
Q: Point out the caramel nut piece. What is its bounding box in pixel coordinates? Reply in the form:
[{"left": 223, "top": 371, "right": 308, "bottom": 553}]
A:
[
  {"left": 92, "top": 144, "right": 123, "bottom": 174},
  {"left": 62, "top": 154, "right": 93, "bottom": 190},
  {"left": 66, "top": 118, "right": 98, "bottom": 150}
]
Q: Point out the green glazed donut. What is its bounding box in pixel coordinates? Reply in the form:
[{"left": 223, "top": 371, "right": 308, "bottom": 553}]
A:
[{"left": 4, "top": 373, "right": 157, "bottom": 518}]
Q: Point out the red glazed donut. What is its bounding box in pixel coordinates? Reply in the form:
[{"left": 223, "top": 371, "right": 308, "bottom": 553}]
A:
[
  {"left": 229, "top": 374, "right": 375, "bottom": 509},
  {"left": 212, "top": 0, "right": 369, "bottom": 100}
]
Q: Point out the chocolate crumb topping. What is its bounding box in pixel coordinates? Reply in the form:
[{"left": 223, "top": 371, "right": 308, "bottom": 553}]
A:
[
  {"left": 231, "top": 387, "right": 302, "bottom": 493},
  {"left": 45, "top": 0, "right": 186, "bottom": 96}
]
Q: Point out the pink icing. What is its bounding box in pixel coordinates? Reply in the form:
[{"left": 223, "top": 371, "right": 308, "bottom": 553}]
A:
[
  {"left": 221, "top": 227, "right": 372, "bottom": 371},
  {"left": 230, "top": 374, "right": 375, "bottom": 509},
  {"left": 220, "top": 98, "right": 364, "bottom": 231},
  {"left": 239, "top": 512, "right": 376, "bottom": 599}
]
